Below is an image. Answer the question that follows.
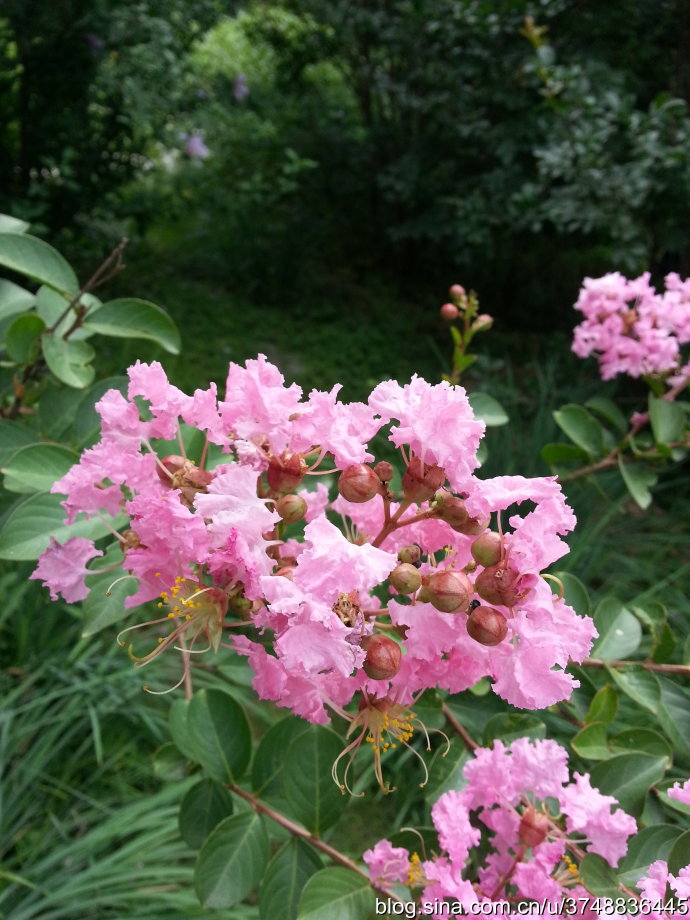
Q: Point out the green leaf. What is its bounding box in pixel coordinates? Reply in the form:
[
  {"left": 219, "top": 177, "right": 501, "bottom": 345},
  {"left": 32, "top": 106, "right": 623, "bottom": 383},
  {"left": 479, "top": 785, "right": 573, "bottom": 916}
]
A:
[
  {"left": 579, "top": 853, "right": 623, "bottom": 899},
  {"left": 541, "top": 442, "right": 590, "bottom": 464},
  {"left": 0, "top": 278, "right": 35, "bottom": 321},
  {"left": 35, "top": 285, "right": 102, "bottom": 341},
  {"left": 553, "top": 404, "right": 604, "bottom": 457},
  {"left": 668, "top": 830, "right": 690, "bottom": 876},
  {"left": 426, "top": 738, "right": 470, "bottom": 804},
  {"left": 195, "top": 812, "right": 269, "bottom": 909},
  {"left": 658, "top": 781, "right": 690, "bottom": 817},
  {"left": 468, "top": 392, "right": 508, "bottom": 426},
  {"left": 0, "top": 232, "right": 78, "bottom": 294},
  {"left": 608, "top": 667, "right": 661, "bottom": 714},
  {"left": 152, "top": 742, "right": 188, "bottom": 782},
  {"left": 41, "top": 333, "right": 95, "bottom": 388},
  {"left": 586, "top": 685, "right": 618, "bottom": 724},
  {"left": 5, "top": 313, "right": 46, "bottom": 363},
  {"left": 657, "top": 677, "right": 690, "bottom": 759},
  {"left": 590, "top": 753, "right": 667, "bottom": 817},
  {"left": 585, "top": 396, "right": 628, "bottom": 435},
  {"left": 169, "top": 698, "right": 197, "bottom": 762},
  {"left": 571, "top": 722, "right": 610, "bottom": 760},
  {"left": 553, "top": 570, "right": 590, "bottom": 618},
  {"left": 0, "top": 214, "right": 30, "bottom": 234},
  {"left": 81, "top": 555, "right": 140, "bottom": 637},
  {"left": 482, "top": 713, "right": 545, "bottom": 746},
  {"left": 609, "top": 728, "right": 672, "bottom": 762},
  {"left": 0, "top": 420, "right": 38, "bottom": 465},
  {"left": 617, "top": 455, "right": 657, "bottom": 510},
  {"left": 649, "top": 394, "right": 685, "bottom": 446},
  {"left": 618, "top": 825, "right": 682, "bottom": 886},
  {"left": 187, "top": 688, "right": 251, "bottom": 783},
  {"left": 3, "top": 443, "right": 78, "bottom": 493},
  {"left": 298, "top": 868, "right": 374, "bottom": 920},
  {"left": 82, "top": 297, "right": 181, "bottom": 354},
  {"left": 179, "top": 779, "right": 234, "bottom": 850},
  {"left": 260, "top": 839, "right": 322, "bottom": 920},
  {"left": 591, "top": 597, "right": 642, "bottom": 659},
  {"left": 285, "top": 726, "right": 346, "bottom": 834},
  {"left": 37, "top": 385, "right": 85, "bottom": 442},
  {"left": 252, "top": 717, "right": 310, "bottom": 801},
  {"left": 0, "top": 491, "right": 125, "bottom": 560}
]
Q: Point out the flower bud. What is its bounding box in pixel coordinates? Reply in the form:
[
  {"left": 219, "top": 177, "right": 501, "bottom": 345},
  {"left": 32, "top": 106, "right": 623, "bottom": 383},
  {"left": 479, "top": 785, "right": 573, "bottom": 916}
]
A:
[
  {"left": 471, "top": 313, "right": 494, "bottom": 332},
  {"left": 474, "top": 564, "right": 527, "bottom": 608},
  {"left": 390, "top": 563, "right": 422, "bottom": 594},
  {"left": 466, "top": 605, "right": 507, "bottom": 646},
  {"left": 337, "top": 464, "right": 381, "bottom": 503},
  {"left": 402, "top": 457, "right": 445, "bottom": 503},
  {"left": 434, "top": 490, "right": 469, "bottom": 529},
  {"left": 374, "top": 460, "right": 394, "bottom": 483},
  {"left": 424, "top": 570, "right": 472, "bottom": 613},
  {"left": 266, "top": 452, "right": 307, "bottom": 493},
  {"left": 440, "top": 302, "right": 459, "bottom": 321},
  {"left": 471, "top": 531, "right": 502, "bottom": 567},
  {"left": 449, "top": 284, "right": 466, "bottom": 303},
  {"left": 362, "top": 635, "right": 401, "bottom": 680},
  {"left": 453, "top": 513, "right": 491, "bottom": 536},
  {"left": 518, "top": 806, "right": 549, "bottom": 849},
  {"left": 276, "top": 493, "right": 307, "bottom": 524},
  {"left": 157, "top": 454, "right": 186, "bottom": 486},
  {"left": 398, "top": 544, "right": 422, "bottom": 566}
]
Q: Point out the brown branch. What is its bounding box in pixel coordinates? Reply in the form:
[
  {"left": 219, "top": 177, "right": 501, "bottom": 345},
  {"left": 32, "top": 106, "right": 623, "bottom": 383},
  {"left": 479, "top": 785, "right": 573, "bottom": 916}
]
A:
[
  {"left": 441, "top": 702, "right": 478, "bottom": 751},
  {"left": 582, "top": 658, "right": 690, "bottom": 675}
]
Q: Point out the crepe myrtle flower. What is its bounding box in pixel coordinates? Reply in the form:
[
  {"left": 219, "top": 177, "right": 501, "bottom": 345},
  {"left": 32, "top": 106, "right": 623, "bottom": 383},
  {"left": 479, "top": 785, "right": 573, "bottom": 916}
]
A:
[{"left": 31, "top": 355, "right": 594, "bottom": 785}]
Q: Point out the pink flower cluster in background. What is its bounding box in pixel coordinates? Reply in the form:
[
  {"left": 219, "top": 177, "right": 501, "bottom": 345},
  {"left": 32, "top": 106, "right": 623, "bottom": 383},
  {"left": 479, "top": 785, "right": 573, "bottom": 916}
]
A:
[
  {"left": 32, "top": 357, "right": 594, "bottom": 759},
  {"left": 364, "top": 738, "right": 638, "bottom": 910},
  {"left": 572, "top": 272, "right": 690, "bottom": 381}
]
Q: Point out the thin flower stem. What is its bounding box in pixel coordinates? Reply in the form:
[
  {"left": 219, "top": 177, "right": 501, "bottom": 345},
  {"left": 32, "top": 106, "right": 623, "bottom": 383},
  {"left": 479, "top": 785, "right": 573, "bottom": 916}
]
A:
[
  {"left": 176, "top": 631, "right": 193, "bottom": 700},
  {"left": 440, "top": 702, "right": 478, "bottom": 751},
  {"left": 228, "top": 783, "right": 409, "bottom": 905},
  {"left": 371, "top": 503, "right": 440, "bottom": 548},
  {"left": 582, "top": 657, "right": 690, "bottom": 675}
]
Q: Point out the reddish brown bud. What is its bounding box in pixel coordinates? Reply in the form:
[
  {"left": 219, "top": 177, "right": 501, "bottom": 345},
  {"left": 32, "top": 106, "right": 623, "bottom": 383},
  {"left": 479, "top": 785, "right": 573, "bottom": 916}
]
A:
[
  {"left": 425, "top": 570, "right": 473, "bottom": 613},
  {"left": 435, "top": 490, "right": 469, "bottom": 529},
  {"left": 266, "top": 452, "right": 307, "bottom": 493},
  {"left": 449, "top": 284, "right": 466, "bottom": 302},
  {"left": 374, "top": 460, "right": 395, "bottom": 483},
  {"left": 337, "top": 464, "right": 380, "bottom": 503},
  {"left": 362, "top": 635, "right": 402, "bottom": 680},
  {"left": 466, "top": 605, "right": 507, "bottom": 646},
  {"left": 471, "top": 531, "right": 503, "bottom": 567},
  {"left": 453, "top": 513, "right": 491, "bottom": 536},
  {"left": 474, "top": 564, "right": 525, "bottom": 608},
  {"left": 440, "top": 302, "right": 459, "bottom": 321},
  {"left": 157, "top": 455, "right": 186, "bottom": 486},
  {"left": 390, "top": 563, "right": 422, "bottom": 594},
  {"left": 398, "top": 544, "right": 422, "bottom": 566},
  {"left": 276, "top": 493, "right": 307, "bottom": 523},
  {"left": 518, "top": 806, "right": 549, "bottom": 848},
  {"left": 402, "top": 456, "right": 445, "bottom": 503}
]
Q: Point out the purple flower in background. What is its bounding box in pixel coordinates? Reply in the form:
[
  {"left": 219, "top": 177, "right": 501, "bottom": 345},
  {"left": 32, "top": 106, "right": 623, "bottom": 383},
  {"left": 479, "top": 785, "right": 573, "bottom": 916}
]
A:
[
  {"left": 184, "top": 134, "right": 210, "bottom": 160},
  {"left": 233, "top": 74, "right": 249, "bottom": 101}
]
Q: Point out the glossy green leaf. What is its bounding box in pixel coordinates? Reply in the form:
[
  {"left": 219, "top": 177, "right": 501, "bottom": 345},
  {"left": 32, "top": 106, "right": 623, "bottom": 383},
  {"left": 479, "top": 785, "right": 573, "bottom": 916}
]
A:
[
  {"left": 586, "top": 685, "right": 618, "bottom": 724},
  {"left": 3, "top": 443, "right": 77, "bottom": 493},
  {"left": 252, "top": 717, "right": 309, "bottom": 801},
  {"left": 607, "top": 667, "right": 661, "bottom": 714},
  {"left": 618, "top": 825, "right": 682, "bottom": 886},
  {"left": 5, "top": 313, "right": 45, "bottom": 363},
  {"left": 195, "top": 812, "right": 269, "bottom": 909},
  {"left": 571, "top": 722, "right": 609, "bottom": 760},
  {"left": 591, "top": 597, "right": 641, "bottom": 660},
  {"left": 179, "top": 779, "right": 234, "bottom": 850},
  {"left": 82, "top": 297, "right": 181, "bottom": 354},
  {"left": 169, "top": 698, "right": 196, "bottom": 762},
  {"left": 618, "top": 455, "right": 657, "bottom": 509},
  {"left": 468, "top": 392, "right": 508, "bottom": 426},
  {"left": 541, "top": 442, "right": 590, "bottom": 464},
  {"left": 187, "top": 688, "right": 251, "bottom": 783},
  {"left": 298, "top": 868, "right": 374, "bottom": 920},
  {"left": 0, "top": 491, "right": 125, "bottom": 560},
  {"left": 585, "top": 396, "right": 628, "bottom": 435},
  {"left": 0, "top": 420, "right": 38, "bottom": 465},
  {"left": 35, "top": 285, "right": 101, "bottom": 341},
  {"left": 668, "top": 830, "right": 690, "bottom": 876},
  {"left": 483, "top": 713, "right": 545, "bottom": 746},
  {"left": 553, "top": 404, "right": 604, "bottom": 456},
  {"left": 657, "top": 677, "right": 690, "bottom": 759},
  {"left": 590, "top": 753, "right": 667, "bottom": 817},
  {"left": 609, "top": 728, "right": 672, "bottom": 762},
  {"left": 285, "top": 726, "right": 346, "bottom": 834},
  {"left": 649, "top": 394, "right": 685, "bottom": 446},
  {"left": 42, "top": 333, "right": 95, "bottom": 388},
  {"left": 0, "top": 232, "right": 78, "bottom": 294},
  {"left": 0, "top": 214, "right": 30, "bottom": 234},
  {"left": 0, "top": 279, "right": 35, "bottom": 320},
  {"left": 553, "top": 570, "right": 590, "bottom": 618},
  {"left": 81, "top": 556, "right": 140, "bottom": 637},
  {"left": 426, "top": 738, "right": 470, "bottom": 804},
  {"left": 152, "top": 742, "right": 187, "bottom": 782},
  {"left": 579, "top": 853, "right": 622, "bottom": 899},
  {"left": 260, "top": 839, "right": 322, "bottom": 920}
]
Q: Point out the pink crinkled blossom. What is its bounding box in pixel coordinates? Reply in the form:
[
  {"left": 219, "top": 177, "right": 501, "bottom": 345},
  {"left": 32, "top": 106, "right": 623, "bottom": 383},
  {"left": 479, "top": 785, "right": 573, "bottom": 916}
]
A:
[
  {"left": 30, "top": 537, "right": 103, "bottom": 603},
  {"left": 559, "top": 771, "right": 637, "bottom": 866},
  {"left": 668, "top": 778, "right": 690, "bottom": 806},
  {"left": 362, "top": 840, "right": 410, "bottom": 886},
  {"left": 291, "top": 385, "right": 382, "bottom": 466}
]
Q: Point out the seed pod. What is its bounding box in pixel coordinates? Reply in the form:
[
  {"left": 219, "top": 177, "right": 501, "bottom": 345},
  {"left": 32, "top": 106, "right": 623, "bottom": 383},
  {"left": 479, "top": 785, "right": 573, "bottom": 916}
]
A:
[
  {"left": 425, "top": 570, "right": 473, "bottom": 613},
  {"left": 267, "top": 452, "right": 307, "bottom": 493},
  {"left": 402, "top": 456, "right": 445, "bottom": 503},
  {"left": 362, "top": 635, "right": 402, "bottom": 680},
  {"left": 471, "top": 531, "right": 502, "bottom": 567},
  {"left": 398, "top": 545, "right": 422, "bottom": 566},
  {"left": 390, "top": 563, "right": 422, "bottom": 594},
  {"left": 453, "top": 513, "right": 491, "bottom": 536},
  {"left": 435, "top": 491, "right": 469, "bottom": 529},
  {"left": 474, "top": 564, "right": 525, "bottom": 607},
  {"left": 518, "top": 806, "right": 549, "bottom": 848},
  {"left": 338, "top": 464, "right": 381, "bottom": 503},
  {"left": 374, "top": 461, "right": 394, "bottom": 483},
  {"left": 466, "top": 605, "right": 507, "bottom": 646},
  {"left": 276, "top": 493, "right": 307, "bottom": 524}
]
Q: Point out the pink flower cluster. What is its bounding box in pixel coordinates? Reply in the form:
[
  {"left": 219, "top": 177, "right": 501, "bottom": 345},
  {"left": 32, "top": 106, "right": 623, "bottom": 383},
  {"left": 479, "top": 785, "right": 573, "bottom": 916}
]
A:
[
  {"left": 31, "top": 356, "right": 594, "bottom": 741},
  {"left": 364, "top": 738, "right": 638, "bottom": 910},
  {"left": 572, "top": 272, "right": 690, "bottom": 381}
]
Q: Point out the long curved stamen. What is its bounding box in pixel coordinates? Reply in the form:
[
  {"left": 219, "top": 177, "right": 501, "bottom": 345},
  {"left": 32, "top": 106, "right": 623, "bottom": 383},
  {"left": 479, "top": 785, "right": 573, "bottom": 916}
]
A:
[
  {"left": 423, "top": 725, "right": 451, "bottom": 757},
  {"left": 304, "top": 446, "right": 327, "bottom": 472},
  {"left": 129, "top": 623, "right": 188, "bottom": 665},
  {"left": 116, "top": 615, "right": 171, "bottom": 645},
  {"left": 107, "top": 573, "right": 139, "bottom": 596},
  {"left": 143, "top": 665, "right": 188, "bottom": 696},
  {"left": 96, "top": 511, "right": 129, "bottom": 543},
  {"left": 542, "top": 573, "right": 565, "bottom": 600},
  {"left": 183, "top": 586, "right": 214, "bottom": 605},
  {"left": 175, "top": 422, "right": 186, "bottom": 460},
  {"left": 142, "top": 437, "right": 176, "bottom": 478},
  {"left": 399, "top": 826, "right": 429, "bottom": 860},
  {"left": 173, "top": 642, "right": 211, "bottom": 654},
  {"left": 399, "top": 735, "right": 430, "bottom": 788},
  {"left": 332, "top": 726, "right": 368, "bottom": 795}
]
